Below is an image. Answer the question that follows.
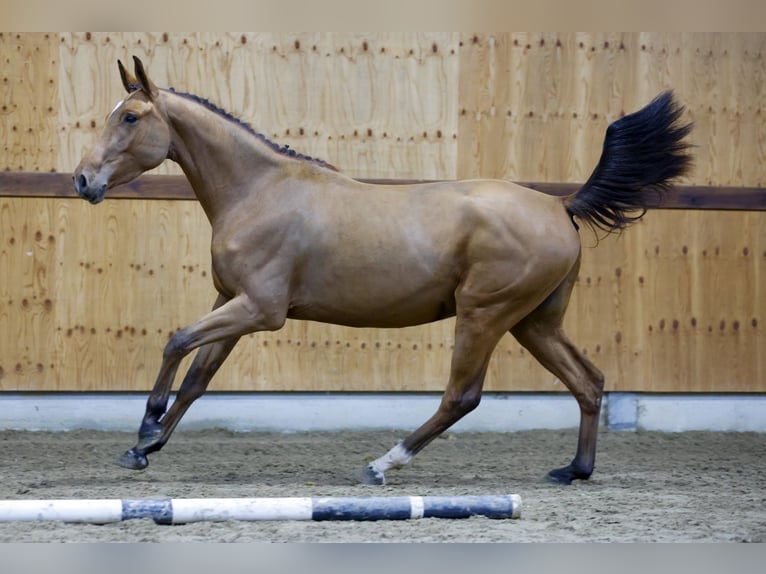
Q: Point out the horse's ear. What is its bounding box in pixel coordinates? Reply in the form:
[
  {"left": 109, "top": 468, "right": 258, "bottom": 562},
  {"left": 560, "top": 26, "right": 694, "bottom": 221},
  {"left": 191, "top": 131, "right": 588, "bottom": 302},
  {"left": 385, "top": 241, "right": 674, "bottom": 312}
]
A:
[
  {"left": 118, "top": 59, "right": 140, "bottom": 93},
  {"left": 132, "top": 56, "right": 159, "bottom": 100}
]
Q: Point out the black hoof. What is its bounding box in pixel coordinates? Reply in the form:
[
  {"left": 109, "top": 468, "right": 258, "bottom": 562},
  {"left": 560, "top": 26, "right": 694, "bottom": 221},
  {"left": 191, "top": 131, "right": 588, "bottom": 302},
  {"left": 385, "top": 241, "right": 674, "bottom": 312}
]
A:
[
  {"left": 115, "top": 448, "right": 148, "bottom": 470},
  {"left": 546, "top": 464, "right": 591, "bottom": 485},
  {"left": 354, "top": 464, "right": 385, "bottom": 485}
]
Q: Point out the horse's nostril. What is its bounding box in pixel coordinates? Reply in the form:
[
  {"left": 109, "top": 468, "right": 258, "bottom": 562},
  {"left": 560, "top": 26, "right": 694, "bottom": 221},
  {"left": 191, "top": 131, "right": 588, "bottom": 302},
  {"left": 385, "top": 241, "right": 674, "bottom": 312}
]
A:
[{"left": 78, "top": 173, "right": 88, "bottom": 190}]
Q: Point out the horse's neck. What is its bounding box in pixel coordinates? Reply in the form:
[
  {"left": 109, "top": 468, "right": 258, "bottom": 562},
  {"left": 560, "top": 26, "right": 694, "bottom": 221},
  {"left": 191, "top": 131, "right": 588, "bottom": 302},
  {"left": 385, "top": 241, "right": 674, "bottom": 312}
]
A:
[{"left": 163, "top": 93, "right": 278, "bottom": 221}]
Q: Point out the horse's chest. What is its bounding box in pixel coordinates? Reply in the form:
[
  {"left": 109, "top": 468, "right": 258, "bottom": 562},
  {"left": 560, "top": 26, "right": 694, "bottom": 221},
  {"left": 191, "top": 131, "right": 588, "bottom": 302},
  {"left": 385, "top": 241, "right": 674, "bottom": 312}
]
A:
[{"left": 209, "top": 231, "right": 293, "bottom": 296}]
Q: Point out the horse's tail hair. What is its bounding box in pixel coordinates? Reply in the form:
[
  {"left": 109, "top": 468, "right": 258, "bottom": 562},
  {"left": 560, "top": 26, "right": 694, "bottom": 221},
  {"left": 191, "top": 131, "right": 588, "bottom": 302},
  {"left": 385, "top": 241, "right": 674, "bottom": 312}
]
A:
[{"left": 565, "top": 90, "right": 693, "bottom": 235}]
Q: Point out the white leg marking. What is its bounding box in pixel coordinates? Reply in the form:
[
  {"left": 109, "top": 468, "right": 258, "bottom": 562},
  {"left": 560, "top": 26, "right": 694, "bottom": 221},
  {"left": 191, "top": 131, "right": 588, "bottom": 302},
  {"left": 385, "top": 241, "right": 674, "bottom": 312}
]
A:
[{"left": 369, "top": 441, "right": 413, "bottom": 474}]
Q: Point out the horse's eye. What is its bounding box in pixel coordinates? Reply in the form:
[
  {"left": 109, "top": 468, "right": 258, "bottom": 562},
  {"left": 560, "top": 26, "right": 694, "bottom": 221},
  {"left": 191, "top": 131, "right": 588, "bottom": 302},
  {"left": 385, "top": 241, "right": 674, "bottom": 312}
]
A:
[{"left": 124, "top": 113, "right": 138, "bottom": 124}]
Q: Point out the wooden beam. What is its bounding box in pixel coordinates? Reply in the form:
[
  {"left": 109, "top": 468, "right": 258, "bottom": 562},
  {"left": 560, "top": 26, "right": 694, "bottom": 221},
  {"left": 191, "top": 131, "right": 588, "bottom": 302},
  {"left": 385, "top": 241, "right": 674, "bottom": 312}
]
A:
[{"left": 1, "top": 172, "right": 764, "bottom": 210}]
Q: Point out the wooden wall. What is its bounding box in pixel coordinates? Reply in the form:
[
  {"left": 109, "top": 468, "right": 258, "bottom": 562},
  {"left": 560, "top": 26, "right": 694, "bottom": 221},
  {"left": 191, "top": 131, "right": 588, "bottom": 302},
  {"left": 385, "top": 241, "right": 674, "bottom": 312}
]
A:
[{"left": 1, "top": 32, "right": 764, "bottom": 393}]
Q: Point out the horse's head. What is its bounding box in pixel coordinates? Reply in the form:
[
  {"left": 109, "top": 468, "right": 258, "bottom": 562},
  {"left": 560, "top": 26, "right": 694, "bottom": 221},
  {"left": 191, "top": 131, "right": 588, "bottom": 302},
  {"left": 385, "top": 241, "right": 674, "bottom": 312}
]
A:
[{"left": 73, "top": 57, "right": 171, "bottom": 204}]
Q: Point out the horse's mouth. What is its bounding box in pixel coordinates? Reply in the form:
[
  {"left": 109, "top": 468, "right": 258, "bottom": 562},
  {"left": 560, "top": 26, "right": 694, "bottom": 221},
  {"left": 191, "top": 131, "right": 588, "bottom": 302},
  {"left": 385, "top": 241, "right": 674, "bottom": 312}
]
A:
[
  {"left": 84, "top": 191, "right": 106, "bottom": 205},
  {"left": 73, "top": 175, "right": 106, "bottom": 204}
]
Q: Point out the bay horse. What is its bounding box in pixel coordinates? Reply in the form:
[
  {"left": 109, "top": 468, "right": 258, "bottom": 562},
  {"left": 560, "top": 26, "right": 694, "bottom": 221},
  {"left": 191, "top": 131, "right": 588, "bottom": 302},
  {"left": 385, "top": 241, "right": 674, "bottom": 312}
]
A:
[{"left": 74, "top": 57, "right": 692, "bottom": 485}]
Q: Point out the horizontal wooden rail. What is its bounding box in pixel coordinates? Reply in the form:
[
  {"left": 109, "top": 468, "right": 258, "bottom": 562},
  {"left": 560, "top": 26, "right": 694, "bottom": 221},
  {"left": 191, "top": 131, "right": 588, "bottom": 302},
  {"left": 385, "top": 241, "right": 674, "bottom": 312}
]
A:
[{"left": 1, "top": 172, "right": 764, "bottom": 210}]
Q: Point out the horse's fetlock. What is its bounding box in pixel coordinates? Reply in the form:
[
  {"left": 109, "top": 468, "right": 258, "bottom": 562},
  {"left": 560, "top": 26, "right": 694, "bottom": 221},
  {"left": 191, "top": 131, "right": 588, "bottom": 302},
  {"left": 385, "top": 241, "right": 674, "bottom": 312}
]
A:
[
  {"left": 139, "top": 413, "right": 163, "bottom": 438},
  {"left": 145, "top": 397, "right": 167, "bottom": 417}
]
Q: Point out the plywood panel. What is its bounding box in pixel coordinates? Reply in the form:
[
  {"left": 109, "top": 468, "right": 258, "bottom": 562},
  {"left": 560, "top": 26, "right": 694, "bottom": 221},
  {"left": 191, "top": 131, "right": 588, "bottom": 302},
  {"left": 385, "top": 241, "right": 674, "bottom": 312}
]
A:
[
  {"left": 680, "top": 33, "right": 766, "bottom": 186},
  {"left": 0, "top": 32, "right": 58, "bottom": 172},
  {"left": 457, "top": 32, "right": 766, "bottom": 187},
  {"left": 459, "top": 32, "right": 647, "bottom": 182},
  {"left": 0, "top": 198, "right": 208, "bottom": 390},
  {"left": 633, "top": 210, "right": 764, "bottom": 392}
]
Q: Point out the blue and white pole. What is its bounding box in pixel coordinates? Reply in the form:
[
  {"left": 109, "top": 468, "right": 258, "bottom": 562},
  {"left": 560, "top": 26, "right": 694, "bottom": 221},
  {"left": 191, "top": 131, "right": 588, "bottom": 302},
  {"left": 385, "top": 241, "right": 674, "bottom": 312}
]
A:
[{"left": 0, "top": 494, "right": 521, "bottom": 524}]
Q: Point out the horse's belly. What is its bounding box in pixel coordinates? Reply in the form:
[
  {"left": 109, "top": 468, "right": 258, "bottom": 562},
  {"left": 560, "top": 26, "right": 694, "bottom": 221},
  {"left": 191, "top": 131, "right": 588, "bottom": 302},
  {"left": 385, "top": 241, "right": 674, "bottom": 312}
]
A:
[
  {"left": 287, "top": 304, "right": 456, "bottom": 328},
  {"left": 287, "top": 277, "right": 457, "bottom": 328}
]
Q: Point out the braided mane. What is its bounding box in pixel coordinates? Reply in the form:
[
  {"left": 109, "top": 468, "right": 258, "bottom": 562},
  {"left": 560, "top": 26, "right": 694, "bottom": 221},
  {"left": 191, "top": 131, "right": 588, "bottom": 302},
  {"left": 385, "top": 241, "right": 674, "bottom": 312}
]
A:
[{"left": 166, "top": 88, "right": 338, "bottom": 171}]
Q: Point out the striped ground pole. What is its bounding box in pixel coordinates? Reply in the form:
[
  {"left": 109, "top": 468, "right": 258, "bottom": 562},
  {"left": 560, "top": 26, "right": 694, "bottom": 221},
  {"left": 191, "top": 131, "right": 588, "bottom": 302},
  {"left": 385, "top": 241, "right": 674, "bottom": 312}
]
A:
[{"left": 0, "top": 494, "right": 521, "bottom": 524}]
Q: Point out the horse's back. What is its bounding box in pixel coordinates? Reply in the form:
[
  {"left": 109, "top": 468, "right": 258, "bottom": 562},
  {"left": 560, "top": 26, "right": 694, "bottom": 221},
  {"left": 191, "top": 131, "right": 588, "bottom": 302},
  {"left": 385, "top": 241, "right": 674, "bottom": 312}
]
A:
[
  {"left": 304, "top": 174, "right": 581, "bottom": 278},
  {"left": 412, "top": 179, "right": 581, "bottom": 264}
]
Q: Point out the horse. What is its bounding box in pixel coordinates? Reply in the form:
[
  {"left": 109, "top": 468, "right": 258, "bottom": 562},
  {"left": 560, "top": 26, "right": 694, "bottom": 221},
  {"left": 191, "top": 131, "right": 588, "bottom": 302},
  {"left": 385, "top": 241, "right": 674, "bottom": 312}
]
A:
[{"left": 74, "top": 56, "right": 692, "bottom": 485}]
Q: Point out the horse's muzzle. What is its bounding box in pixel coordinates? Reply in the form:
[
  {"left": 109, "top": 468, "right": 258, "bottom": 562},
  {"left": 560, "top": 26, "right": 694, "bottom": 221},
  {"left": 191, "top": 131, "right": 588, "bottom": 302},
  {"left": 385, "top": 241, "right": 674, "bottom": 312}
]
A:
[{"left": 73, "top": 172, "right": 106, "bottom": 204}]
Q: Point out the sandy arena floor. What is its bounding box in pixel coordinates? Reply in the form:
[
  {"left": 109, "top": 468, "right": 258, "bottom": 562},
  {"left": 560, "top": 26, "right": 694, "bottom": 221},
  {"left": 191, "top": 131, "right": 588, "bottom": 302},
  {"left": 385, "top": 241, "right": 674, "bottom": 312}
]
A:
[{"left": 0, "top": 428, "right": 764, "bottom": 542}]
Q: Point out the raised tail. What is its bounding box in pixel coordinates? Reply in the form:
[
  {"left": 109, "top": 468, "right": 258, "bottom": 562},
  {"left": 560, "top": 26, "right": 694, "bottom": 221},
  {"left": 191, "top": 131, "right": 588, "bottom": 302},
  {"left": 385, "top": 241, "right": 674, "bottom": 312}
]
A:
[{"left": 565, "top": 91, "right": 693, "bottom": 234}]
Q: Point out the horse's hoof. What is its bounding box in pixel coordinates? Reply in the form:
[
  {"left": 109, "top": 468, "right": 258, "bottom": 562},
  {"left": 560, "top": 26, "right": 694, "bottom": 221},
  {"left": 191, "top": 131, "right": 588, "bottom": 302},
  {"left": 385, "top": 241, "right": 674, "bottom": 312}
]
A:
[
  {"left": 115, "top": 448, "right": 148, "bottom": 470},
  {"left": 545, "top": 470, "right": 574, "bottom": 485},
  {"left": 546, "top": 464, "right": 591, "bottom": 485},
  {"left": 355, "top": 464, "right": 385, "bottom": 485}
]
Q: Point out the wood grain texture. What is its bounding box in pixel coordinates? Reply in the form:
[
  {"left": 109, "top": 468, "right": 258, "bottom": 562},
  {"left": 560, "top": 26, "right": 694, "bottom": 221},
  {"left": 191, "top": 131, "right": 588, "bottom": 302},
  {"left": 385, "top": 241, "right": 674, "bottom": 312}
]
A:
[
  {"left": 1, "top": 33, "right": 764, "bottom": 394},
  {"left": 0, "top": 33, "right": 58, "bottom": 172},
  {"left": 457, "top": 32, "right": 765, "bottom": 186}
]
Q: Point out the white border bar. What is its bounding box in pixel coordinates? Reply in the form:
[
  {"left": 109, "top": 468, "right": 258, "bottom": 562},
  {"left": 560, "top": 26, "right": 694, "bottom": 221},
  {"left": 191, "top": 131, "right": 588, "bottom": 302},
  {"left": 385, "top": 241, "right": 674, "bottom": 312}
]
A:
[{"left": 0, "top": 393, "right": 764, "bottom": 433}]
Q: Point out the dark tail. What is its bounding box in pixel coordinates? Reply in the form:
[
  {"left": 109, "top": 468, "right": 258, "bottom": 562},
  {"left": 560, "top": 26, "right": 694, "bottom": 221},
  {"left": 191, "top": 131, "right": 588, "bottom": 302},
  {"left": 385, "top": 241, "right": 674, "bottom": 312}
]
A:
[{"left": 565, "top": 91, "right": 693, "bottom": 234}]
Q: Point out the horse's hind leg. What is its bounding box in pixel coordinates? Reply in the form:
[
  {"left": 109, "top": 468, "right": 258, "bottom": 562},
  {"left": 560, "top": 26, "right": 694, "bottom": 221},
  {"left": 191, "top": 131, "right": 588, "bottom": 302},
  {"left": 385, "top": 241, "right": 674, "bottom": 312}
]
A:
[
  {"left": 357, "top": 310, "right": 507, "bottom": 485},
  {"left": 510, "top": 257, "right": 605, "bottom": 484}
]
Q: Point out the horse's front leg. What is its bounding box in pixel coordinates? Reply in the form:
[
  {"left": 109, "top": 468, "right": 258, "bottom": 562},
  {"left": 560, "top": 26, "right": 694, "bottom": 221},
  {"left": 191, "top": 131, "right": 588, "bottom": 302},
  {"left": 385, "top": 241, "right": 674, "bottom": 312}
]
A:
[
  {"left": 115, "top": 336, "right": 239, "bottom": 469},
  {"left": 116, "top": 293, "right": 281, "bottom": 470},
  {"left": 136, "top": 295, "right": 229, "bottom": 450}
]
